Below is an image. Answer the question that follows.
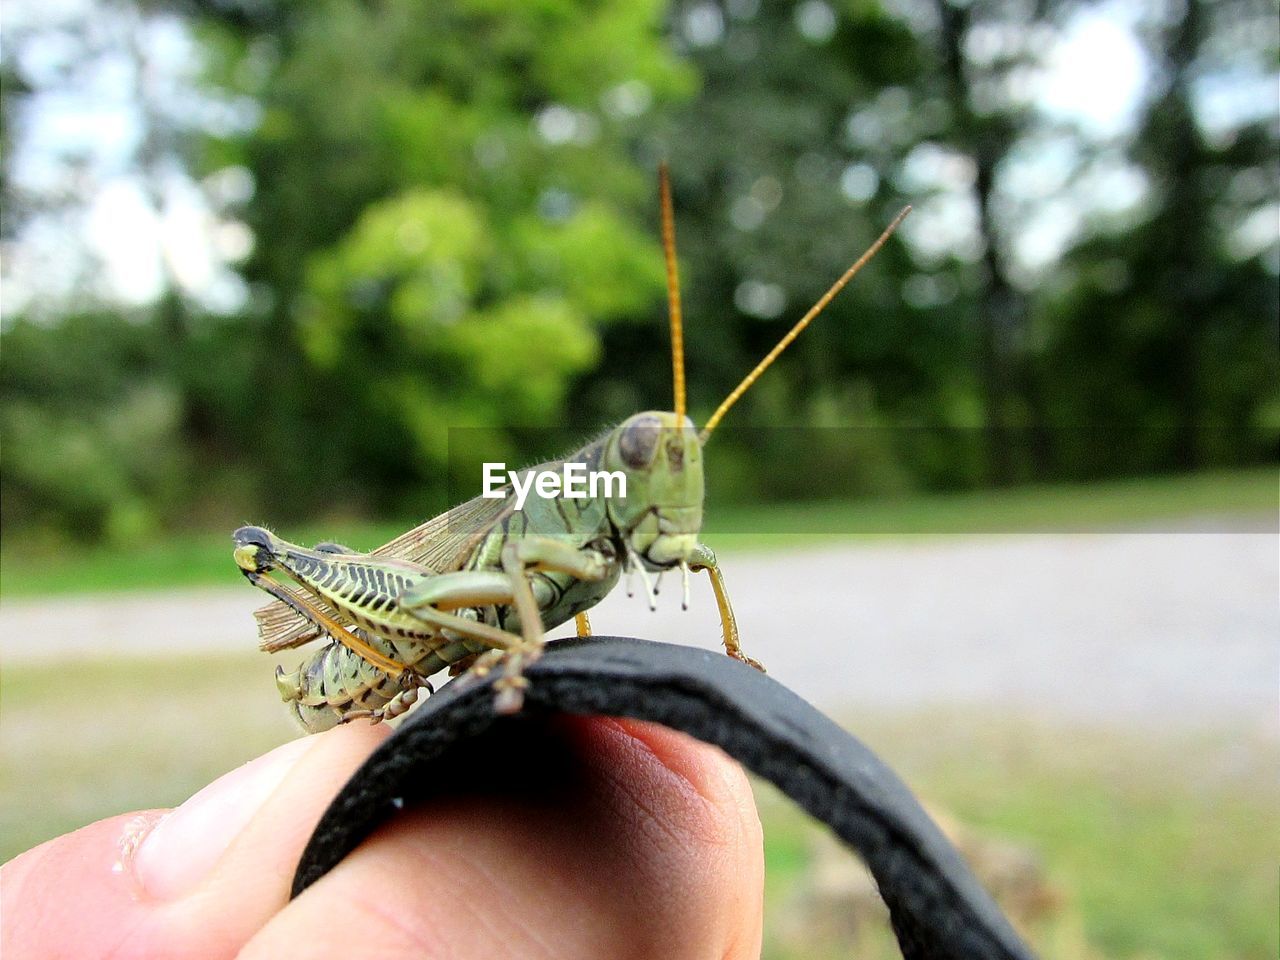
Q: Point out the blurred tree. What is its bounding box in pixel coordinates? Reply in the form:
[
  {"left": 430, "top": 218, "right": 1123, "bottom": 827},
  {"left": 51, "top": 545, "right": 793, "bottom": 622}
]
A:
[
  {"left": 1039, "top": 0, "right": 1279, "bottom": 476},
  {"left": 929, "top": 0, "right": 1035, "bottom": 485},
  {"left": 604, "top": 0, "right": 1062, "bottom": 495},
  {"left": 639, "top": 0, "right": 1277, "bottom": 494},
  {"left": 0, "top": 314, "right": 188, "bottom": 542},
  {"left": 0, "top": 57, "right": 31, "bottom": 242},
  {"left": 1, "top": 0, "right": 1275, "bottom": 543},
  {"left": 0, "top": 3, "right": 262, "bottom": 540},
  {"left": 591, "top": 0, "right": 959, "bottom": 499},
  {"left": 191, "top": 0, "right": 691, "bottom": 518}
]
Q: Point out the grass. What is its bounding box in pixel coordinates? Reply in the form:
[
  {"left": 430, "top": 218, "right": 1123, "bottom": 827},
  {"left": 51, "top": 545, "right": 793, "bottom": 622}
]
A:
[
  {"left": 756, "top": 713, "right": 1279, "bottom": 960},
  {"left": 0, "top": 655, "right": 293, "bottom": 861},
  {"left": 1, "top": 468, "right": 1274, "bottom": 599},
  {"left": 0, "top": 519, "right": 419, "bottom": 600},
  {"left": 2, "top": 654, "right": 1275, "bottom": 958},
  {"left": 708, "top": 467, "right": 1277, "bottom": 539}
]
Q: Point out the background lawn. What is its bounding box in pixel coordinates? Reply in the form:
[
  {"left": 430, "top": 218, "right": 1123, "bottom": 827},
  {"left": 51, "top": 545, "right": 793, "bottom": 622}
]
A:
[
  {"left": 2, "top": 652, "right": 1275, "bottom": 959},
  {"left": 2, "top": 468, "right": 1273, "bottom": 599},
  {"left": 3, "top": 474, "right": 1275, "bottom": 957}
]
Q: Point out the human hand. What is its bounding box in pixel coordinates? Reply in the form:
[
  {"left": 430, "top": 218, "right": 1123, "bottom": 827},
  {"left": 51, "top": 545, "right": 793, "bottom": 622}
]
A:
[{"left": 1, "top": 716, "right": 763, "bottom": 959}]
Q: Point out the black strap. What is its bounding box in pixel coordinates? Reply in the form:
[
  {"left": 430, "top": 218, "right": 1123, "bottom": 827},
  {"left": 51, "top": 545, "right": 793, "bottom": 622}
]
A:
[{"left": 292, "top": 636, "right": 1034, "bottom": 959}]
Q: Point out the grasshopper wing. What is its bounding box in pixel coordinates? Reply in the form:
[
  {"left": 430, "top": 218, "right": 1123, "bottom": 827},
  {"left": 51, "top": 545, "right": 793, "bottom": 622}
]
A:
[
  {"left": 371, "top": 492, "right": 515, "bottom": 570},
  {"left": 254, "top": 492, "right": 516, "bottom": 653},
  {"left": 255, "top": 581, "right": 352, "bottom": 653}
]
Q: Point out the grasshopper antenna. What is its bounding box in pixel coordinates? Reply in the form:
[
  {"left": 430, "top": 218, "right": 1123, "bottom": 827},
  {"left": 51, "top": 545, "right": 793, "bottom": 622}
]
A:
[
  {"left": 660, "top": 162, "right": 687, "bottom": 421},
  {"left": 698, "top": 205, "right": 911, "bottom": 444}
]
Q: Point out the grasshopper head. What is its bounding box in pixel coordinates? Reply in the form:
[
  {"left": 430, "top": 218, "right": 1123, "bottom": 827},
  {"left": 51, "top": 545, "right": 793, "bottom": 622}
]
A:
[
  {"left": 597, "top": 169, "right": 907, "bottom": 574},
  {"left": 233, "top": 525, "right": 278, "bottom": 574},
  {"left": 603, "top": 411, "right": 703, "bottom": 569}
]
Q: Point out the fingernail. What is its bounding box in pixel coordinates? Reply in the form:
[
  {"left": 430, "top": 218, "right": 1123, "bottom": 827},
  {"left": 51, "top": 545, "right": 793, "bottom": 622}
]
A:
[{"left": 133, "top": 736, "right": 314, "bottom": 899}]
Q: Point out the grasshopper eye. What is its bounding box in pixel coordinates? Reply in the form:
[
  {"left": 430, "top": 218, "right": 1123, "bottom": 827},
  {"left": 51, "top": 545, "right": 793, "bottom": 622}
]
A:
[{"left": 619, "top": 416, "right": 662, "bottom": 468}]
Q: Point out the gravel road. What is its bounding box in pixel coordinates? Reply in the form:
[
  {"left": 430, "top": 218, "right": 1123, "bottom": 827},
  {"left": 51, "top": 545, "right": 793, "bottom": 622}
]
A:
[{"left": 3, "top": 529, "right": 1274, "bottom": 732}]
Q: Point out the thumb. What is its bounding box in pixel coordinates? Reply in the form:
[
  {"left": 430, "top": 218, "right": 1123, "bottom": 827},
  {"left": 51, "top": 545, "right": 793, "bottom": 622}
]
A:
[
  {"left": 240, "top": 716, "right": 765, "bottom": 960},
  {"left": 1, "top": 723, "right": 387, "bottom": 960}
]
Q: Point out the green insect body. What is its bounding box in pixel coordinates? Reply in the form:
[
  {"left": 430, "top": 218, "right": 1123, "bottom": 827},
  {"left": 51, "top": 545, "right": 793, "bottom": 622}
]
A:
[
  {"left": 237, "top": 411, "right": 735, "bottom": 732},
  {"left": 237, "top": 168, "right": 907, "bottom": 733},
  {"left": 274, "top": 629, "right": 434, "bottom": 733}
]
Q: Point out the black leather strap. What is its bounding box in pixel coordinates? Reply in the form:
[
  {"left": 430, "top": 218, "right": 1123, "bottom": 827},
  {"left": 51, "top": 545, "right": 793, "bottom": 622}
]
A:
[{"left": 292, "top": 636, "right": 1034, "bottom": 959}]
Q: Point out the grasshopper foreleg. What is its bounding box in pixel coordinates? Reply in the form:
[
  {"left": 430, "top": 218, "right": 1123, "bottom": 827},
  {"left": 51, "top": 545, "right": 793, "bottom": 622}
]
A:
[
  {"left": 397, "top": 570, "right": 531, "bottom": 712},
  {"left": 688, "top": 543, "right": 765, "bottom": 672},
  {"left": 493, "top": 537, "right": 613, "bottom": 713},
  {"left": 398, "top": 540, "right": 612, "bottom": 713}
]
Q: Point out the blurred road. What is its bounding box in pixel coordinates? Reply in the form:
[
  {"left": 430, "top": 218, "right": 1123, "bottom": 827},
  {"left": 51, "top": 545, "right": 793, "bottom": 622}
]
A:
[{"left": 3, "top": 530, "right": 1275, "bottom": 732}]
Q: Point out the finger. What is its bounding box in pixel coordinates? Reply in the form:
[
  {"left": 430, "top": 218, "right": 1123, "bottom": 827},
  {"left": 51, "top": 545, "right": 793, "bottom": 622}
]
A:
[
  {"left": 0, "top": 723, "right": 388, "bottom": 960},
  {"left": 241, "top": 716, "right": 764, "bottom": 960}
]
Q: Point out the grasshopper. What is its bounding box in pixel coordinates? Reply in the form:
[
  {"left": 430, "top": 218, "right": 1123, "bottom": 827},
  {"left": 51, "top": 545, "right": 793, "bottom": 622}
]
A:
[{"left": 236, "top": 165, "right": 908, "bottom": 732}]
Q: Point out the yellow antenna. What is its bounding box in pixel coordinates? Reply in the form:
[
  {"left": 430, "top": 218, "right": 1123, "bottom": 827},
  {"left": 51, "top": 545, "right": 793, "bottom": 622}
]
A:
[
  {"left": 659, "top": 162, "right": 687, "bottom": 421},
  {"left": 698, "top": 205, "right": 911, "bottom": 444}
]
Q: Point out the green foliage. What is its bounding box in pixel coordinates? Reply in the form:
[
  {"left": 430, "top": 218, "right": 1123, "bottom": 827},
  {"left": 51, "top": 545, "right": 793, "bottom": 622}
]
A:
[
  {"left": 302, "top": 189, "right": 492, "bottom": 361},
  {"left": 1034, "top": 0, "right": 1280, "bottom": 477},
  {"left": 0, "top": 316, "right": 187, "bottom": 543},
  {"left": 0, "top": 0, "right": 1275, "bottom": 541},
  {"left": 176, "top": 0, "right": 693, "bottom": 518}
]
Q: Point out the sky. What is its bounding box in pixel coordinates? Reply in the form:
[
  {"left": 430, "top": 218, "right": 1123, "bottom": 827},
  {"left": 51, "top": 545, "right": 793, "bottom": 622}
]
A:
[
  {"left": 1, "top": 0, "right": 257, "bottom": 316},
  {"left": 0, "top": 0, "right": 1274, "bottom": 319}
]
